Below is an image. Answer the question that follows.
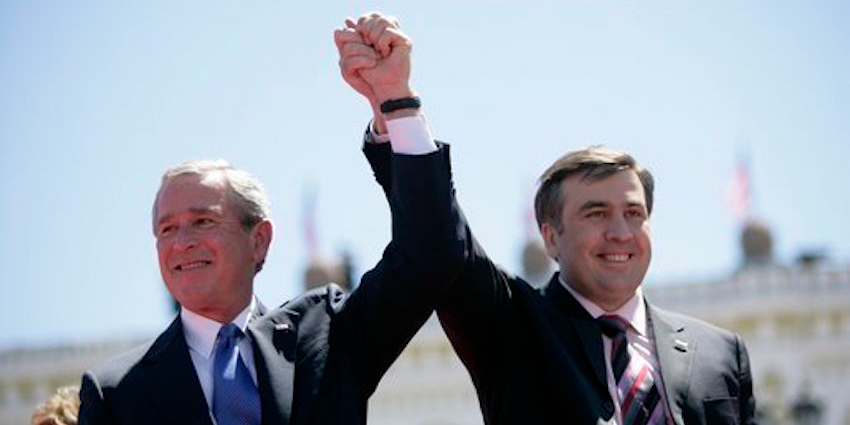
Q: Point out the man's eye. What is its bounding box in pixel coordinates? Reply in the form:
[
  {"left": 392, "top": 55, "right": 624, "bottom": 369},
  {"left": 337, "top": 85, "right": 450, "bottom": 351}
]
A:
[
  {"left": 159, "top": 225, "right": 175, "bottom": 236},
  {"left": 196, "top": 218, "right": 215, "bottom": 227},
  {"left": 626, "top": 210, "right": 644, "bottom": 219},
  {"left": 586, "top": 211, "right": 606, "bottom": 219}
]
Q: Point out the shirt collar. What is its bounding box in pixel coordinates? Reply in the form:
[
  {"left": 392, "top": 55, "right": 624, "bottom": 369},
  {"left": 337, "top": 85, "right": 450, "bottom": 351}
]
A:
[
  {"left": 559, "top": 275, "right": 647, "bottom": 336},
  {"left": 181, "top": 298, "right": 256, "bottom": 359}
]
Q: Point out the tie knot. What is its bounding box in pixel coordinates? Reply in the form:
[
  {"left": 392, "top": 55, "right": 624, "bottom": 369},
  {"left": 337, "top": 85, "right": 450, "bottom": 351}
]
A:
[
  {"left": 597, "top": 315, "right": 629, "bottom": 337},
  {"left": 218, "top": 323, "right": 244, "bottom": 343}
]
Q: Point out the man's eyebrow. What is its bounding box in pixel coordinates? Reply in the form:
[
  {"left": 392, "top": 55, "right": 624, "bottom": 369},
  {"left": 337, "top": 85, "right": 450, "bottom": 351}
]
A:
[
  {"left": 156, "top": 207, "right": 217, "bottom": 226},
  {"left": 578, "top": 200, "right": 608, "bottom": 212}
]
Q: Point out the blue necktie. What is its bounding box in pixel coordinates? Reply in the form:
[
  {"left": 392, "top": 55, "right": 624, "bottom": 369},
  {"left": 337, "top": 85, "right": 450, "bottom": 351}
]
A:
[{"left": 212, "top": 323, "right": 261, "bottom": 425}]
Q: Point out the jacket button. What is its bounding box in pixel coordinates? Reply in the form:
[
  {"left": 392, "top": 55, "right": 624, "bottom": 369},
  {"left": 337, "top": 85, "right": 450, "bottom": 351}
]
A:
[{"left": 601, "top": 400, "right": 615, "bottom": 417}]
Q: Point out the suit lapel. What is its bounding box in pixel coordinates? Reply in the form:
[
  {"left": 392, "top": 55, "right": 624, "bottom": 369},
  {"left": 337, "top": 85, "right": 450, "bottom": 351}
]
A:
[
  {"left": 138, "top": 316, "right": 214, "bottom": 425},
  {"left": 648, "top": 303, "right": 694, "bottom": 425},
  {"left": 543, "top": 275, "right": 608, "bottom": 390},
  {"left": 248, "top": 306, "right": 297, "bottom": 425}
]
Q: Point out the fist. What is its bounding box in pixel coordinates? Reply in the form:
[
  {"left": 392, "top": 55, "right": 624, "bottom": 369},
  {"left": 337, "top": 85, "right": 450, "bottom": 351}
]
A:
[{"left": 334, "top": 12, "right": 413, "bottom": 105}]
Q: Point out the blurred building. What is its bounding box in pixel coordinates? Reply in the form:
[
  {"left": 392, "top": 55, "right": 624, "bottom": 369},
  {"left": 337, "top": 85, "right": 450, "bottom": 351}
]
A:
[
  {"left": 0, "top": 339, "right": 145, "bottom": 424},
  {"left": 301, "top": 250, "right": 483, "bottom": 424},
  {"left": 368, "top": 316, "right": 483, "bottom": 425},
  {"left": 644, "top": 220, "right": 850, "bottom": 425},
  {"left": 303, "top": 251, "right": 356, "bottom": 292},
  {"left": 3, "top": 221, "right": 848, "bottom": 424},
  {"left": 520, "top": 237, "right": 554, "bottom": 288}
]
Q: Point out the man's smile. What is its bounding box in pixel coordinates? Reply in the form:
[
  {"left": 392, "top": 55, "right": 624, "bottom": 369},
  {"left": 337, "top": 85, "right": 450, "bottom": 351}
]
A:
[
  {"left": 597, "top": 253, "right": 633, "bottom": 263},
  {"left": 175, "top": 260, "right": 212, "bottom": 271}
]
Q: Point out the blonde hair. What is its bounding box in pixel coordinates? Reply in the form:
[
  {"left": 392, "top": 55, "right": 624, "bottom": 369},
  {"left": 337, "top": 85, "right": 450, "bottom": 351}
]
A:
[{"left": 31, "top": 385, "right": 80, "bottom": 425}]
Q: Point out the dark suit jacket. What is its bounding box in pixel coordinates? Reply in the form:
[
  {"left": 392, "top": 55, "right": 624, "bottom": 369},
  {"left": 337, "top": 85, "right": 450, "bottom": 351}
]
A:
[
  {"left": 78, "top": 144, "right": 467, "bottom": 425},
  {"left": 364, "top": 140, "right": 756, "bottom": 425}
]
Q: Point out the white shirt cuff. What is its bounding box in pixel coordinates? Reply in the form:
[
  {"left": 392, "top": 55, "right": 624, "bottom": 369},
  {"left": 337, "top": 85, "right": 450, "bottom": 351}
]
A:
[
  {"left": 367, "top": 120, "right": 391, "bottom": 144},
  {"left": 386, "top": 114, "right": 438, "bottom": 155}
]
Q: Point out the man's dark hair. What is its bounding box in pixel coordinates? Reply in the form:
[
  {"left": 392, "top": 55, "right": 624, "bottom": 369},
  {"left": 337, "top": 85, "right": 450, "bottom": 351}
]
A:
[{"left": 534, "top": 146, "right": 654, "bottom": 230}]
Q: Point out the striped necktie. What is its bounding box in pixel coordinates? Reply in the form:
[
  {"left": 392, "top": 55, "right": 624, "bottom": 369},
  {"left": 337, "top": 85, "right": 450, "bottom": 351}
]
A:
[
  {"left": 213, "top": 323, "right": 261, "bottom": 425},
  {"left": 598, "top": 315, "right": 665, "bottom": 425}
]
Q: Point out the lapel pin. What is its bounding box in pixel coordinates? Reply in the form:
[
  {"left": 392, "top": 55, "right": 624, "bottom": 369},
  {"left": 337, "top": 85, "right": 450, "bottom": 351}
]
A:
[
  {"left": 674, "top": 339, "right": 688, "bottom": 352},
  {"left": 275, "top": 323, "right": 292, "bottom": 332}
]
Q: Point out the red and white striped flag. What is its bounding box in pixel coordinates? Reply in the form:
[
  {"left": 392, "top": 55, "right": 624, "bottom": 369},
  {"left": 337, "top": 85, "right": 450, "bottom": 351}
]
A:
[{"left": 728, "top": 156, "right": 750, "bottom": 221}]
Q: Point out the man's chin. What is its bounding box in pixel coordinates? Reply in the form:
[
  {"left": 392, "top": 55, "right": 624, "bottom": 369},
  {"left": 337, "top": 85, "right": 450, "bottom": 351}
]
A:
[
  {"left": 167, "top": 285, "right": 213, "bottom": 306},
  {"left": 596, "top": 274, "right": 641, "bottom": 292}
]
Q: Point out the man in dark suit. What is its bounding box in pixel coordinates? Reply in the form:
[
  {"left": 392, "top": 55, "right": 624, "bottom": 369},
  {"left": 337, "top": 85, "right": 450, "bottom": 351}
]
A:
[
  {"left": 343, "top": 13, "right": 756, "bottom": 425},
  {"left": 434, "top": 148, "right": 758, "bottom": 424},
  {"left": 78, "top": 13, "right": 466, "bottom": 425}
]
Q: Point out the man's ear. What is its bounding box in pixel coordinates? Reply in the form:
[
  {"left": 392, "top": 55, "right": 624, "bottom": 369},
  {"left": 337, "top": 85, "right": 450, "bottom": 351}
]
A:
[
  {"left": 539, "top": 222, "right": 560, "bottom": 261},
  {"left": 251, "top": 220, "right": 273, "bottom": 265}
]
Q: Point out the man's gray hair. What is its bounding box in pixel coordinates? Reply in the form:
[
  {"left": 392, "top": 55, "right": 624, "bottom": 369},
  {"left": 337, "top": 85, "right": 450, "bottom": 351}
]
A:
[{"left": 151, "top": 159, "right": 272, "bottom": 233}]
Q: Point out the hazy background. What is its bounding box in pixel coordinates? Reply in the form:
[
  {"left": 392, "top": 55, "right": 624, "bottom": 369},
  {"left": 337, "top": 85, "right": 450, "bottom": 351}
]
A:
[{"left": 2, "top": 0, "right": 848, "bottom": 348}]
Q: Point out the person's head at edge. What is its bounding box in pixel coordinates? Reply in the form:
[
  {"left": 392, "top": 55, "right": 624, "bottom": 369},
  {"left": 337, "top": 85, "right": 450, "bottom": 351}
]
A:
[
  {"left": 31, "top": 385, "right": 80, "bottom": 425},
  {"left": 151, "top": 160, "right": 273, "bottom": 324},
  {"left": 535, "top": 146, "right": 654, "bottom": 312}
]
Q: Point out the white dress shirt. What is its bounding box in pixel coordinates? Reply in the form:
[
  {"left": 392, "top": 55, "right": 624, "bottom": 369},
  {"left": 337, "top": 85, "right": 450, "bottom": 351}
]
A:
[
  {"left": 369, "top": 113, "right": 437, "bottom": 155},
  {"left": 560, "top": 278, "right": 673, "bottom": 424},
  {"left": 181, "top": 299, "right": 259, "bottom": 410}
]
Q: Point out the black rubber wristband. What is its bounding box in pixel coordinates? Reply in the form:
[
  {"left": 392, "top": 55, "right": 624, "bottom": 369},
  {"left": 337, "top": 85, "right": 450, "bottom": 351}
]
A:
[{"left": 379, "top": 96, "right": 421, "bottom": 114}]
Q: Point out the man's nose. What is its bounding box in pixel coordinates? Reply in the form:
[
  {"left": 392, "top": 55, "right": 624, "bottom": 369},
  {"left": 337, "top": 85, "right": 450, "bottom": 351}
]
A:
[
  {"left": 173, "top": 227, "right": 199, "bottom": 251},
  {"left": 605, "top": 215, "right": 634, "bottom": 242}
]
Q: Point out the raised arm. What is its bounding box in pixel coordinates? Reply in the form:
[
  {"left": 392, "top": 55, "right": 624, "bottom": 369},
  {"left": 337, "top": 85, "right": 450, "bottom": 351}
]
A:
[
  {"left": 332, "top": 12, "right": 467, "bottom": 393},
  {"left": 341, "top": 14, "right": 524, "bottom": 382}
]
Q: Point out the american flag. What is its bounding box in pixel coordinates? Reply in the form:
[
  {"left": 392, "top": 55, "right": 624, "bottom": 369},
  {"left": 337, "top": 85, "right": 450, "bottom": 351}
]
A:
[{"left": 728, "top": 156, "right": 750, "bottom": 221}]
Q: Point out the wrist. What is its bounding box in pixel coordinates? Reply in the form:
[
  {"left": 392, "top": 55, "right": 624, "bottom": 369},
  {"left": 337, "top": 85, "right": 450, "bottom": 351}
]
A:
[
  {"left": 372, "top": 85, "right": 416, "bottom": 105},
  {"left": 369, "top": 102, "right": 388, "bottom": 134},
  {"left": 384, "top": 107, "right": 420, "bottom": 121},
  {"left": 379, "top": 94, "right": 421, "bottom": 121}
]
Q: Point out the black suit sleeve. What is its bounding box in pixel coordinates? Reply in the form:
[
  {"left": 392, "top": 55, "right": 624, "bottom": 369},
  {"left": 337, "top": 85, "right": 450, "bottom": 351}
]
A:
[
  {"left": 736, "top": 335, "right": 756, "bottom": 425},
  {"left": 79, "top": 371, "right": 112, "bottom": 425},
  {"left": 337, "top": 140, "right": 467, "bottom": 394},
  {"left": 437, "top": 234, "right": 515, "bottom": 374},
  {"left": 362, "top": 138, "right": 514, "bottom": 379}
]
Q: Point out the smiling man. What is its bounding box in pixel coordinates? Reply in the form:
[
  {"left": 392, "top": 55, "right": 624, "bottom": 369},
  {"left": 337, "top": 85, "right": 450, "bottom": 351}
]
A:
[
  {"left": 536, "top": 149, "right": 655, "bottom": 314},
  {"left": 363, "top": 139, "right": 756, "bottom": 425},
  {"left": 80, "top": 158, "right": 463, "bottom": 425},
  {"left": 153, "top": 167, "right": 270, "bottom": 324},
  {"left": 352, "top": 43, "right": 756, "bottom": 425},
  {"left": 77, "top": 12, "right": 467, "bottom": 422},
  {"left": 441, "top": 147, "right": 756, "bottom": 425},
  {"left": 431, "top": 146, "right": 756, "bottom": 425}
]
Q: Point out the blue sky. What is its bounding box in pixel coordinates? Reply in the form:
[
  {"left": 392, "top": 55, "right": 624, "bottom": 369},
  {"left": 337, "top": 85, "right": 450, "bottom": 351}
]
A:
[{"left": 1, "top": 0, "right": 848, "bottom": 348}]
